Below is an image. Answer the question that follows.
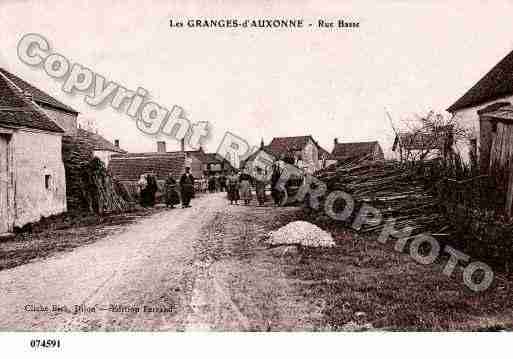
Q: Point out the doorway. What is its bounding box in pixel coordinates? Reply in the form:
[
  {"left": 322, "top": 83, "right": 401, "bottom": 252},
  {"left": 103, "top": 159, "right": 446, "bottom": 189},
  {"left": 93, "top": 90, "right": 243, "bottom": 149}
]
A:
[{"left": 0, "top": 134, "right": 11, "bottom": 233}]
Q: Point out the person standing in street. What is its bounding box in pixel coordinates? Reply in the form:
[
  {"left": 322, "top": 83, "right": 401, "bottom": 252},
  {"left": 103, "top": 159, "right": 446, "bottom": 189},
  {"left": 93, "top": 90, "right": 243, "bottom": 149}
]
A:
[
  {"left": 239, "top": 171, "right": 252, "bottom": 205},
  {"left": 180, "top": 167, "right": 195, "bottom": 208},
  {"left": 164, "top": 173, "right": 180, "bottom": 209},
  {"left": 227, "top": 170, "right": 240, "bottom": 205},
  {"left": 254, "top": 167, "right": 267, "bottom": 206},
  {"left": 208, "top": 175, "right": 216, "bottom": 193},
  {"left": 219, "top": 172, "right": 227, "bottom": 192},
  {"left": 137, "top": 174, "right": 147, "bottom": 207}
]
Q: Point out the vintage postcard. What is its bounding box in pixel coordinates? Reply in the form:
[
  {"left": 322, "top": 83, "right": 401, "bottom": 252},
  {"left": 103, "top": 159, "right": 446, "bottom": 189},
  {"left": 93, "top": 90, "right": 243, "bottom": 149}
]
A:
[{"left": 1, "top": 0, "right": 512, "bottom": 356}]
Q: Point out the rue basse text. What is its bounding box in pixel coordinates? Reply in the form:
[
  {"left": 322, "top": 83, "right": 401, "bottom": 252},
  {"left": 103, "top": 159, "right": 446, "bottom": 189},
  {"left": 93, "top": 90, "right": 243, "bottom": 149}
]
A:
[{"left": 318, "top": 19, "right": 360, "bottom": 28}]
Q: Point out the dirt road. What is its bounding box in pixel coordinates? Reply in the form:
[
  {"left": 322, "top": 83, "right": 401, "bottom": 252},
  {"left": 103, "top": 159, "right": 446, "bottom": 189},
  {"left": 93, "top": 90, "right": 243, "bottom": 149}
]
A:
[
  {"left": 1, "top": 192, "right": 512, "bottom": 331},
  {"left": 0, "top": 193, "right": 323, "bottom": 331}
]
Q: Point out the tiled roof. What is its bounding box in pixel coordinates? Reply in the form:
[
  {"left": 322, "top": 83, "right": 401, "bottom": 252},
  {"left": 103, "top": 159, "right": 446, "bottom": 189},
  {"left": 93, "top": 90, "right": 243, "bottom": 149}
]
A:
[
  {"left": 204, "top": 152, "right": 236, "bottom": 171},
  {"left": 0, "top": 71, "right": 64, "bottom": 133},
  {"left": 0, "top": 68, "right": 78, "bottom": 114},
  {"left": 109, "top": 152, "right": 187, "bottom": 181},
  {"left": 448, "top": 49, "right": 513, "bottom": 112},
  {"left": 332, "top": 141, "right": 381, "bottom": 161},
  {"left": 267, "top": 135, "right": 313, "bottom": 156},
  {"left": 76, "top": 128, "right": 126, "bottom": 153}
]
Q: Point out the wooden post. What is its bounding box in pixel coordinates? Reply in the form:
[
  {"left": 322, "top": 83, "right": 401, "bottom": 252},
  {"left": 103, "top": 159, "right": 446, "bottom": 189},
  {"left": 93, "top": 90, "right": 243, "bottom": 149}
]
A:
[
  {"left": 506, "top": 160, "right": 513, "bottom": 218},
  {"left": 506, "top": 125, "right": 513, "bottom": 218}
]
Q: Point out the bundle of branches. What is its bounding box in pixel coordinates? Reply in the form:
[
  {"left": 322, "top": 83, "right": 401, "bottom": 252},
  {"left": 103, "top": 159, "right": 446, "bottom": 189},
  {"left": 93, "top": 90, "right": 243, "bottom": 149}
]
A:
[
  {"left": 62, "top": 135, "right": 95, "bottom": 212},
  {"left": 81, "top": 157, "right": 132, "bottom": 214},
  {"left": 62, "top": 135, "right": 132, "bottom": 214},
  {"left": 315, "top": 157, "right": 451, "bottom": 237}
]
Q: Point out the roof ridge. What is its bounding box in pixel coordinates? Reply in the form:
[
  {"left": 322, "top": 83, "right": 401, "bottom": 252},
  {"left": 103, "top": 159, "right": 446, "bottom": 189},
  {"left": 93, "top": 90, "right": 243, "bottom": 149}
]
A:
[
  {"left": 0, "top": 71, "right": 66, "bottom": 132},
  {"left": 448, "top": 48, "right": 513, "bottom": 112},
  {"left": 335, "top": 140, "right": 378, "bottom": 145},
  {"left": 0, "top": 67, "right": 78, "bottom": 113},
  {"left": 0, "top": 70, "right": 29, "bottom": 106}
]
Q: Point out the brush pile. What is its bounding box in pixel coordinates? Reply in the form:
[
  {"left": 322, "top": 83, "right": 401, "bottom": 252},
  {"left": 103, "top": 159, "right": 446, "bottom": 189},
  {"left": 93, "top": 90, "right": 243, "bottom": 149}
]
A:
[
  {"left": 266, "top": 221, "right": 336, "bottom": 248},
  {"left": 62, "top": 135, "right": 132, "bottom": 214},
  {"left": 314, "top": 157, "right": 451, "bottom": 236}
]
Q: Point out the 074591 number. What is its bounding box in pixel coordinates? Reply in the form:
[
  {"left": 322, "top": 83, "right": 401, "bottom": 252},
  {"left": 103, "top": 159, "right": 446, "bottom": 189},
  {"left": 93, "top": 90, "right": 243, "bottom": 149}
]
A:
[{"left": 30, "top": 339, "right": 61, "bottom": 349}]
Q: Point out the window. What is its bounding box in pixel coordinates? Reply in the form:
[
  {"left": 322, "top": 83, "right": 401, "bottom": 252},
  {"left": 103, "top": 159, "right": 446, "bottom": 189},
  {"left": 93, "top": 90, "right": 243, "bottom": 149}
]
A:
[{"left": 45, "top": 175, "right": 52, "bottom": 190}]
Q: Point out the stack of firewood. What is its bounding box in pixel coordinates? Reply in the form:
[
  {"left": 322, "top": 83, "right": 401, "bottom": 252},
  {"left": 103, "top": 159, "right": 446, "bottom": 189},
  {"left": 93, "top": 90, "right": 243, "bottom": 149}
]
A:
[
  {"left": 62, "top": 135, "right": 94, "bottom": 212},
  {"left": 81, "top": 158, "right": 131, "bottom": 214},
  {"left": 62, "top": 136, "right": 132, "bottom": 214},
  {"left": 315, "top": 158, "right": 450, "bottom": 236}
]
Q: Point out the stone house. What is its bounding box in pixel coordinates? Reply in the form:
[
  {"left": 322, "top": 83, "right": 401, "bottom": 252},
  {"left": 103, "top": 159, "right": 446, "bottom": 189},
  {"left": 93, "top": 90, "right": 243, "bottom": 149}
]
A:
[
  {"left": 108, "top": 140, "right": 201, "bottom": 195},
  {"left": 75, "top": 128, "right": 126, "bottom": 167},
  {"left": 391, "top": 129, "right": 452, "bottom": 162},
  {"left": 447, "top": 48, "right": 513, "bottom": 163},
  {"left": 202, "top": 152, "right": 235, "bottom": 175},
  {"left": 108, "top": 150, "right": 190, "bottom": 197},
  {"left": 331, "top": 139, "right": 384, "bottom": 163},
  {"left": 266, "top": 135, "right": 331, "bottom": 174},
  {"left": 240, "top": 145, "right": 276, "bottom": 180},
  {"left": 0, "top": 69, "right": 68, "bottom": 233}
]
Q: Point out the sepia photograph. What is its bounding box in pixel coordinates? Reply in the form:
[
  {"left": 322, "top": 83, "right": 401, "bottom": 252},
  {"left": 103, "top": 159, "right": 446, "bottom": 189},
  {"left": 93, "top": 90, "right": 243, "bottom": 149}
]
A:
[{"left": 1, "top": 0, "right": 512, "bottom": 356}]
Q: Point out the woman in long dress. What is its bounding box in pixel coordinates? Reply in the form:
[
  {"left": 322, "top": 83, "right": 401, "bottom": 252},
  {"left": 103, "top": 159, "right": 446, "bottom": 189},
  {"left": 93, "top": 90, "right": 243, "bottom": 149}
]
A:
[
  {"left": 270, "top": 163, "right": 284, "bottom": 206},
  {"left": 164, "top": 174, "right": 180, "bottom": 208},
  {"left": 179, "top": 167, "right": 195, "bottom": 208},
  {"left": 254, "top": 167, "right": 267, "bottom": 206},
  {"left": 239, "top": 172, "right": 252, "bottom": 205},
  {"left": 227, "top": 171, "right": 240, "bottom": 205},
  {"left": 137, "top": 174, "right": 148, "bottom": 207}
]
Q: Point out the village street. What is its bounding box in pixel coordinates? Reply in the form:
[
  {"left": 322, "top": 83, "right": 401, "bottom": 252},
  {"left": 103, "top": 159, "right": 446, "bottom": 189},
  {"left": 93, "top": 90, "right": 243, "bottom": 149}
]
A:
[
  {"left": 0, "top": 193, "right": 325, "bottom": 331},
  {"left": 1, "top": 192, "right": 513, "bottom": 331}
]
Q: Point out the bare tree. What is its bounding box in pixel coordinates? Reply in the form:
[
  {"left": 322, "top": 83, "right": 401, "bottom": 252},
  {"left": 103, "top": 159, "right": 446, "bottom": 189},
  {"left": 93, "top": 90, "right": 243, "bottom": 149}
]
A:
[{"left": 391, "top": 110, "right": 471, "bottom": 163}]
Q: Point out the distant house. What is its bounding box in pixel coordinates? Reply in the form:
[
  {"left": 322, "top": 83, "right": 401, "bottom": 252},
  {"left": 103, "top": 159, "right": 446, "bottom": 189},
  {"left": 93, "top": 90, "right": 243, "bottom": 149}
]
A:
[
  {"left": 75, "top": 128, "right": 126, "bottom": 166},
  {"left": 447, "top": 48, "right": 513, "bottom": 162},
  {"left": 203, "top": 152, "right": 235, "bottom": 175},
  {"left": 266, "top": 135, "right": 331, "bottom": 174},
  {"left": 392, "top": 128, "right": 453, "bottom": 161},
  {"left": 109, "top": 151, "right": 188, "bottom": 192},
  {"left": 0, "top": 69, "right": 67, "bottom": 233},
  {"left": 108, "top": 141, "right": 202, "bottom": 192},
  {"left": 180, "top": 147, "right": 233, "bottom": 176},
  {"left": 331, "top": 139, "right": 384, "bottom": 163},
  {"left": 240, "top": 144, "right": 276, "bottom": 179}
]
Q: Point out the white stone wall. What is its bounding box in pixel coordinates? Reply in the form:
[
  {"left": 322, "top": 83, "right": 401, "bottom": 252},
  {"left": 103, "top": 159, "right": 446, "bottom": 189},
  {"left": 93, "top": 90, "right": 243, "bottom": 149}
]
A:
[
  {"left": 301, "top": 140, "right": 320, "bottom": 174},
  {"left": 452, "top": 94, "right": 513, "bottom": 163},
  {"left": 243, "top": 149, "right": 275, "bottom": 180},
  {"left": 13, "top": 130, "right": 66, "bottom": 227}
]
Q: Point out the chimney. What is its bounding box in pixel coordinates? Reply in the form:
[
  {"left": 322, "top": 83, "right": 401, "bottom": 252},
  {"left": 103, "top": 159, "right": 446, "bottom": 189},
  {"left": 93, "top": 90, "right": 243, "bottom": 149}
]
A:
[
  {"left": 334, "top": 138, "right": 338, "bottom": 145},
  {"left": 114, "top": 139, "right": 120, "bottom": 148},
  {"left": 180, "top": 138, "right": 185, "bottom": 152},
  {"left": 260, "top": 138, "right": 265, "bottom": 149},
  {"left": 157, "top": 141, "right": 166, "bottom": 153}
]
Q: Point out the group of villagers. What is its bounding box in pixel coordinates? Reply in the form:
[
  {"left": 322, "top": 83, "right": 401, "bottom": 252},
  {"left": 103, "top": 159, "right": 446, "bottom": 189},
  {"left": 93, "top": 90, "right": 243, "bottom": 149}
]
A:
[
  {"left": 226, "top": 167, "right": 268, "bottom": 206},
  {"left": 137, "top": 167, "right": 195, "bottom": 209},
  {"left": 138, "top": 165, "right": 283, "bottom": 208}
]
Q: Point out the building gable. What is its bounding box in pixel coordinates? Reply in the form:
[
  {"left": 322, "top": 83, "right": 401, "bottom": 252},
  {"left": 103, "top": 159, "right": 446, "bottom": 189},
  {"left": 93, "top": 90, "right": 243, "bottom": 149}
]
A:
[{"left": 448, "top": 49, "right": 513, "bottom": 112}]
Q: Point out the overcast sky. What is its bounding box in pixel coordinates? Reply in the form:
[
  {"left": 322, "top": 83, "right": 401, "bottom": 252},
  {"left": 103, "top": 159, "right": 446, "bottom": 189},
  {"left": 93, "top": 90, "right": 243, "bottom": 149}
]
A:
[{"left": 2, "top": 0, "right": 513, "bottom": 156}]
